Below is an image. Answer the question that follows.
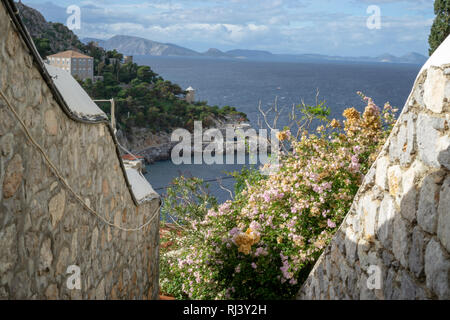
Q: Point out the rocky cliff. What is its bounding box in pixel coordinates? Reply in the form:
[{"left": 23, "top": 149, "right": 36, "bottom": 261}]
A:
[{"left": 16, "top": 1, "right": 85, "bottom": 55}]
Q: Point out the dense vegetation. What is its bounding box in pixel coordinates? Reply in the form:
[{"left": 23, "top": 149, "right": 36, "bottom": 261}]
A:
[
  {"left": 31, "top": 22, "right": 86, "bottom": 58},
  {"left": 160, "top": 94, "right": 398, "bottom": 299},
  {"left": 79, "top": 44, "right": 247, "bottom": 133},
  {"left": 429, "top": 0, "right": 450, "bottom": 55}
]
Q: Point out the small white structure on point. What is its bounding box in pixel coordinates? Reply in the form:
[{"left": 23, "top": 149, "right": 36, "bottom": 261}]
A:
[{"left": 185, "top": 86, "right": 196, "bottom": 104}]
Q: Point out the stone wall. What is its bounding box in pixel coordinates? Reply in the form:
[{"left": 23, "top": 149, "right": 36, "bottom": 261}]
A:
[
  {"left": 0, "top": 1, "right": 160, "bottom": 300},
  {"left": 298, "top": 44, "right": 450, "bottom": 299}
]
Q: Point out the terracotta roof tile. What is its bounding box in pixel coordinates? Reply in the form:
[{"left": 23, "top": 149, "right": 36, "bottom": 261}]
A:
[
  {"left": 48, "top": 50, "right": 92, "bottom": 59},
  {"left": 122, "top": 154, "right": 144, "bottom": 161}
]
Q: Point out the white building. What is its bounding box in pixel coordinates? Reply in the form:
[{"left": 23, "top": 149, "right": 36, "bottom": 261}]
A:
[
  {"left": 185, "top": 86, "right": 195, "bottom": 104},
  {"left": 47, "top": 50, "right": 94, "bottom": 81}
]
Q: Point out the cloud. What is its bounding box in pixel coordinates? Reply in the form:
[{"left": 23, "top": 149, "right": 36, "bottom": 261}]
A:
[{"left": 22, "top": 0, "right": 435, "bottom": 56}]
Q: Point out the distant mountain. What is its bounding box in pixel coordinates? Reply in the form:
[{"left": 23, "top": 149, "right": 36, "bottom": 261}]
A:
[
  {"left": 376, "top": 53, "right": 398, "bottom": 63},
  {"left": 83, "top": 37, "right": 106, "bottom": 47},
  {"left": 83, "top": 35, "right": 201, "bottom": 57},
  {"left": 400, "top": 52, "right": 428, "bottom": 65},
  {"left": 82, "top": 34, "right": 428, "bottom": 65},
  {"left": 203, "top": 48, "right": 231, "bottom": 58}
]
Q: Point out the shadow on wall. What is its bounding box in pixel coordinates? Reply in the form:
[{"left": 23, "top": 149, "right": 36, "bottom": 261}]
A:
[{"left": 298, "top": 157, "right": 450, "bottom": 300}]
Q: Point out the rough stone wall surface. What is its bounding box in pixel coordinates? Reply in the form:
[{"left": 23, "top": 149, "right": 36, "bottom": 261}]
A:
[
  {"left": 0, "top": 2, "right": 160, "bottom": 300},
  {"left": 298, "top": 58, "right": 450, "bottom": 299}
]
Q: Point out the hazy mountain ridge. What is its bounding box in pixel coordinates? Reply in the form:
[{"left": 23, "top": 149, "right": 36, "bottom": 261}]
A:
[
  {"left": 85, "top": 35, "right": 201, "bottom": 57},
  {"left": 83, "top": 35, "right": 428, "bottom": 64}
]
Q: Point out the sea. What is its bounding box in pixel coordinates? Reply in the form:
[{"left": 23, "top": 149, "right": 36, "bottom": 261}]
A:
[{"left": 135, "top": 56, "right": 422, "bottom": 203}]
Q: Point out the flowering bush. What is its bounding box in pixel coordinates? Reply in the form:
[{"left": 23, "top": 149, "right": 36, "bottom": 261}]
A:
[{"left": 160, "top": 93, "right": 397, "bottom": 300}]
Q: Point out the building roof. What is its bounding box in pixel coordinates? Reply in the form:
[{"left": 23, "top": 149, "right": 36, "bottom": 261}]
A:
[
  {"left": 122, "top": 154, "right": 144, "bottom": 161},
  {"left": 45, "top": 64, "right": 106, "bottom": 120},
  {"left": 125, "top": 168, "right": 159, "bottom": 203},
  {"left": 186, "top": 86, "right": 195, "bottom": 91},
  {"left": 48, "top": 50, "right": 92, "bottom": 59}
]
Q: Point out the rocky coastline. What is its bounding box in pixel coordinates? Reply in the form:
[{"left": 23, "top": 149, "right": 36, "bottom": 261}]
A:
[{"left": 116, "top": 114, "right": 256, "bottom": 164}]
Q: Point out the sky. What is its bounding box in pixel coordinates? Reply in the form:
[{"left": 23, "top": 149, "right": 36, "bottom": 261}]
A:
[{"left": 21, "top": 0, "right": 435, "bottom": 57}]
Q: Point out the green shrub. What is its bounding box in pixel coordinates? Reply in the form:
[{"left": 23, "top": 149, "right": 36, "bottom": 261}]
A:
[{"left": 160, "top": 93, "right": 397, "bottom": 300}]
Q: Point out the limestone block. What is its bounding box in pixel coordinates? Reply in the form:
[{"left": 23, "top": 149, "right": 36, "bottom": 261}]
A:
[
  {"left": 45, "top": 284, "right": 59, "bottom": 300},
  {"left": 425, "top": 238, "right": 450, "bottom": 299},
  {"left": 2, "top": 154, "right": 24, "bottom": 199},
  {"left": 91, "top": 227, "right": 99, "bottom": 260},
  {"left": 56, "top": 247, "right": 69, "bottom": 275},
  {"left": 95, "top": 278, "right": 105, "bottom": 300},
  {"left": 376, "top": 156, "right": 389, "bottom": 190},
  {"left": 362, "top": 167, "right": 376, "bottom": 190},
  {"left": 412, "top": 82, "right": 424, "bottom": 110},
  {"left": 389, "top": 134, "right": 400, "bottom": 163},
  {"left": 388, "top": 165, "right": 402, "bottom": 202},
  {"left": 417, "top": 114, "right": 446, "bottom": 168},
  {"left": 383, "top": 268, "right": 401, "bottom": 300},
  {"left": 6, "top": 31, "right": 19, "bottom": 58},
  {"left": 0, "top": 224, "right": 17, "bottom": 274},
  {"left": 344, "top": 228, "right": 358, "bottom": 264},
  {"left": 400, "top": 270, "right": 426, "bottom": 300},
  {"left": 409, "top": 226, "right": 427, "bottom": 278},
  {"left": 400, "top": 161, "right": 426, "bottom": 223},
  {"left": 0, "top": 133, "right": 14, "bottom": 158},
  {"left": 418, "top": 173, "right": 443, "bottom": 234},
  {"left": 377, "top": 195, "right": 396, "bottom": 249},
  {"left": 392, "top": 215, "right": 411, "bottom": 268},
  {"left": 359, "top": 273, "right": 376, "bottom": 300},
  {"left": 397, "top": 114, "right": 416, "bottom": 166},
  {"left": 44, "top": 109, "right": 58, "bottom": 136},
  {"left": 437, "top": 177, "right": 450, "bottom": 253},
  {"left": 437, "top": 135, "right": 450, "bottom": 170},
  {"left": 39, "top": 238, "right": 53, "bottom": 273},
  {"left": 48, "top": 190, "right": 66, "bottom": 228},
  {"left": 70, "top": 230, "right": 78, "bottom": 261},
  {"left": 361, "top": 195, "right": 378, "bottom": 241},
  {"left": 424, "top": 67, "right": 448, "bottom": 114}
]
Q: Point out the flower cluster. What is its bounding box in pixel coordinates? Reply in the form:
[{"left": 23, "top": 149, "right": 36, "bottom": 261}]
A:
[
  {"left": 232, "top": 227, "right": 261, "bottom": 255},
  {"left": 159, "top": 93, "right": 397, "bottom": 300}
]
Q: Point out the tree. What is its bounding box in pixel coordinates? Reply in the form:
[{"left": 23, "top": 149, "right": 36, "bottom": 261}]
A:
[
  {"left": 33, "top": 38, "right": 51, "bottom": 58},
  {"left": 429, "top": 0, "right": 450, "bottom": 55},
  {"left": 137, "top": 66, "right": 157, "bottom": 83}
]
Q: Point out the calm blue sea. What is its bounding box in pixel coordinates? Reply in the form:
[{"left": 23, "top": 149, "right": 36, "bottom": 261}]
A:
[{"left": 137, "top": 56, "right": 421, "bottom": 203}]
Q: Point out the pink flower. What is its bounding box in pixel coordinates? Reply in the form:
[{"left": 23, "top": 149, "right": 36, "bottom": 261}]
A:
[
  {"left": 230, "top": 227, "right": 241, "bottom": 237},
  {"left": 250, "top": 221, "right": 261, "bottom": 231},
  {"left": 251, "top": 263, "right": 257, "bottom": 269},
  {"left": 327, "top": 219, "right": 336, "bottom": 228}
]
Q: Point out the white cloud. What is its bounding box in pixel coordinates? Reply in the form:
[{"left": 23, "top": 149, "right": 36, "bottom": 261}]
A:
[{"left": 23, "top": 0, "right": 435, "bottom": 56}]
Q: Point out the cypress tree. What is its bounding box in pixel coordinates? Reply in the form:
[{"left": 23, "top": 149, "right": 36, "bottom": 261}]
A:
[{"left": 428, "top": 0, "right": 450, "bottom": 55}]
